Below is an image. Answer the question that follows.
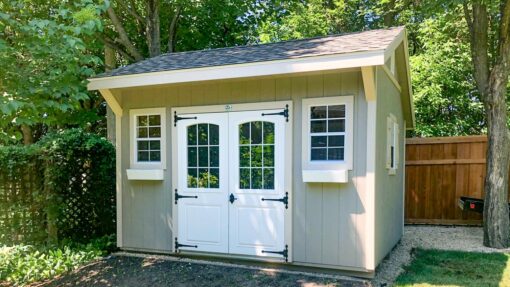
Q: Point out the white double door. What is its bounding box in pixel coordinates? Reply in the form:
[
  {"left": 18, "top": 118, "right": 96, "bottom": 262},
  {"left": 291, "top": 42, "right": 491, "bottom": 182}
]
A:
[{"left": 176, "top": 109, "right": 287, "bottom": 259}]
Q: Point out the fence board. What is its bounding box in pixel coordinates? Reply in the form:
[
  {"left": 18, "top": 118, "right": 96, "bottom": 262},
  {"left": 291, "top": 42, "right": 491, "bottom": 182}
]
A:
[{"left": 405, "top": 135, "right": 510, "bottom": 225}]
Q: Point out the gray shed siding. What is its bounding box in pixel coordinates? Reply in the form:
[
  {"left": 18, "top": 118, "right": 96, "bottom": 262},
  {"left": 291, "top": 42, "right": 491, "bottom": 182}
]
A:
[
  {"left": 115, "top": 70, "right": 372, "bottom": 270},
  {"left": 374, "top": 67, "right": 405, "bottom": 266}
]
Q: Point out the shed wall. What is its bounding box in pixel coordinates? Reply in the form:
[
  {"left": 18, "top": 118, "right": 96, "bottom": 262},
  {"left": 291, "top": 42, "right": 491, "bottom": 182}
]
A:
[
  {"left": 374, "top": 67, "right": 405, "bottom": 266},
  {"left": 116, "top": 70, "right": 372, "bottom": 270}
]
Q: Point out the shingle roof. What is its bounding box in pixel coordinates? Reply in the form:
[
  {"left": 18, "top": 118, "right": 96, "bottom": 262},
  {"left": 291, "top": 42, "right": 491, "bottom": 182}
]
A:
[{"left": 95, "top": 26, "right": 404, "bottom": 78}]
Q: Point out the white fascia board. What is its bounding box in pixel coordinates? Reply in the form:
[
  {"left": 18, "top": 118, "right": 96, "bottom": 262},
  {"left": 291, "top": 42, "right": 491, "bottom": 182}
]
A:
[
  {"left": 87, "top": 50, "right": 386, "bottom": 91},
  {"left": 384, "top": 28, "right": 405, "bottom": 61}
]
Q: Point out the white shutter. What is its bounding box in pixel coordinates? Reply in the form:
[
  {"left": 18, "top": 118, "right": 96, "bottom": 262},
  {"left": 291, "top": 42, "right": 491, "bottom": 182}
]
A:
[
  {"left": 386, "top": 116, "right": 392, "bottom": 169},
  {"left": 394, "top": 121, "right": 400, "bottom": 169}
]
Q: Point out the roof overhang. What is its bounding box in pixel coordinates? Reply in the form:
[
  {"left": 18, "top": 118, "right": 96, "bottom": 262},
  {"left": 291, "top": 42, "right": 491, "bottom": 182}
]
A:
[
  {"left": 88, "top": 27, "right": 414, "bottom": 128},
  {"left": 87, "top": 50, "right": 387, "bottom": 91}
]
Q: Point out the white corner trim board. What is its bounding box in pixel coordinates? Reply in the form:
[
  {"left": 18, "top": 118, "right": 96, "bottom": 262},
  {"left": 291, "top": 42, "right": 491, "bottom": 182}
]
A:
[
  {"left": 126, "top": 169, "right": 164, "bottom": 181},
  {"left": 302, "top": 170, "right": 348, "bottom": 183},
  {"left": 87, "top": 50, "right": 387, "bottom": 91}
]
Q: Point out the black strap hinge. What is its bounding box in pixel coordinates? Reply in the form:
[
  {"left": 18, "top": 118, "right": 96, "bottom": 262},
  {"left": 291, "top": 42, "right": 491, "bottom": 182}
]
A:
[
  {"left": 174, "top": 111, "right": 197, "bottom": 126},
  {"left": 261, "top": 192, "right": 289, "bottom": 209},
  {"left": 175, "top": 237, "right": 198, "bottom": 251},
  {"left": 174, "top": 189, "right": 198, "bottom": 204},
  {"left": 261, "top": 105, "right": 289, "bottom": 122},
  {"left": 262, "top": 244, "right": 288, "bottom": 262}
]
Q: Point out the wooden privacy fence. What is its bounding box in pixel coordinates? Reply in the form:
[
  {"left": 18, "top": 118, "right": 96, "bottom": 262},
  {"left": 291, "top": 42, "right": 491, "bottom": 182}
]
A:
[{"left": 404, "top": 135, "right": 510, "bottom": 225}]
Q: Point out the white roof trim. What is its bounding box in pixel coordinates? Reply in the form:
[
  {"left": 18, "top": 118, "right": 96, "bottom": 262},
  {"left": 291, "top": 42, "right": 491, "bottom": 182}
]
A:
[{"left": 87, "top": 50, "right": 386, "bottom": 90}]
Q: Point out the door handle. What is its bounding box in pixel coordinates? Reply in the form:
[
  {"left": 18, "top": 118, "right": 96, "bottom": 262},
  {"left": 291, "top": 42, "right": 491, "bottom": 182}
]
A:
[{"left": 229, "top": 193, "right": 238, "bottom": 204}]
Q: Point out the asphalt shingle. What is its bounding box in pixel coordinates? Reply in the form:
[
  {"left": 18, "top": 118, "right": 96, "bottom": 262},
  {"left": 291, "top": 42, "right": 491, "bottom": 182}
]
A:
[{"left": 95, "top": 27, "right": 404, "bottom": 78}]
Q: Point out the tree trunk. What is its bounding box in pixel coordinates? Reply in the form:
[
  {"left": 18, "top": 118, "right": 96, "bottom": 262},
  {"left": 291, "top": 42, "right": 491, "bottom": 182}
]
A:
[
  {"left": 464, "top": 0, "right": 510, "bottom": 248},
  {"left": 105, "top": 46, "right": 116, "bottom": 144},
  {"left": 20, "top": 124, "right": 33, "bottom": 145},
  {"left": 483, "top": 86, "right": 510, "bottom": 248},
  {"left": 147, "top": 0, "right": 161, "bottom": 57}
]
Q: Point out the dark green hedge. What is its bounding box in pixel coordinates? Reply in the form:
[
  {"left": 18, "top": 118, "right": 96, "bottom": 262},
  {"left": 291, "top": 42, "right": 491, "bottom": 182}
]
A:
[{"left": 0, "top": 129, "right": 115, "bottom": 245}]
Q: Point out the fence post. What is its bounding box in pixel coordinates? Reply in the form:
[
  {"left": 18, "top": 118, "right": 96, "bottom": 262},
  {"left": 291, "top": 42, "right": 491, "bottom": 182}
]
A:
[{"left": 44, "top": 157, "right": 58, "bottom": 244}]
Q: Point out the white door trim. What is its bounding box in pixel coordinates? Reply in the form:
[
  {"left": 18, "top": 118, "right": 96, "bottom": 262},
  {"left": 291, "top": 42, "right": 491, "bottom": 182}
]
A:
[{"left": 171, "top": 100, "right": 293, "bottom": 262}]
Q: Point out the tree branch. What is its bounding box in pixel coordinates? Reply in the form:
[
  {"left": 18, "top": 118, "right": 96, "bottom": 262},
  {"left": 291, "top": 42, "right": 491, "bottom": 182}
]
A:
[
  {"left": 168, "top": 5, "right": 181, "bottom": 53},
  {"left": 106, "top": 6, "right": 144, "bottom": 61},
  {"left": 100, "top": 36, "right": 135, "bottom": 62},
  {"left": 116, "top": 0, "right": 146, "bottom": 25}
]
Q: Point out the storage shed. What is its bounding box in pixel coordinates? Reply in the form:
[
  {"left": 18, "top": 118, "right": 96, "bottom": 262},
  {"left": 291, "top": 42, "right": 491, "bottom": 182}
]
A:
[{"left": 87, "top": 26, "right": 414, "bottom": 277}]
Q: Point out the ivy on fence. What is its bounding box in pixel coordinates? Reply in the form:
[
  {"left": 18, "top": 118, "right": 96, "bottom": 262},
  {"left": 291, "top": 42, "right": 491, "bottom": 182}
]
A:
[{"left": 0, "top": 129, "right": 115, "bottom": 245}]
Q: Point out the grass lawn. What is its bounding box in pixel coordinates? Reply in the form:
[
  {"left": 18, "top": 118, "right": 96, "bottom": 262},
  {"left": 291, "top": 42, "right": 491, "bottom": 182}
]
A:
[{"left": 394, "top": 248, "right": 510, "bottom": 287}]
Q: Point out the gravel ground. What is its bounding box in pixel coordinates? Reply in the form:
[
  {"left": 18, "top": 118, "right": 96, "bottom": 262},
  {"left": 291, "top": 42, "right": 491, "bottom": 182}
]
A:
[{"left": 372, "top": 225, "right": 510, "bottom": 286}]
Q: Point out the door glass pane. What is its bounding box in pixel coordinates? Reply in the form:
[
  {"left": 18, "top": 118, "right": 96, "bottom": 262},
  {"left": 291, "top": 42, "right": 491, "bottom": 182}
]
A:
[
  {"left": 238, "top": 121, "right": 275, "bottom": 190},
  {"left": 188, "top": 125, "right": 197, "bottom": 145},
  {"left": 263, "top": 168, "right": 274, "bottom": 189},
  {"left": 263, "top": 122, "right": 274, "bottom": 144},
  {"left": 239, "top": 168, "right": 250, "bottom": 189},
  {"left": 239, "top": 146, "right": 250, "bottom": 167},
  {"left": 239, "top": 123, "right": 250, "bottom": 144},
  {"left": 251, "top": 169, "right": 262, "bottom": 189},
  {"left": 251, "top": 146, "right": 262, "bottom": 167},
  {"left": 198, "top": 124, "right": 208, "bottom": 145},
  {"left": 187, "top": 123, "right": 220, "bottom": 189},
  {"left": 187, "top": 168, "right": 198, "bottom": 188},
  {"left": 250, "top": 122, "right": 262, "bottom": 144}
]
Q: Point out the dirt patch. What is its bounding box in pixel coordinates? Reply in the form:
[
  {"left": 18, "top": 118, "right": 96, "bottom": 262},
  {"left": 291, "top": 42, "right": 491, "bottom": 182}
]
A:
[{"left": 33, "top": 255, "right": 369, "bottom": 287}]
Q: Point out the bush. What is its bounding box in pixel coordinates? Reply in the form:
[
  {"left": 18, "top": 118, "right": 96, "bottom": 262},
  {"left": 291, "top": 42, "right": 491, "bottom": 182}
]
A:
[
  {"left": 0, "top": 235, "right": 115, "bottom": 286},
  {"left": 0, "top": 128, "right": 115, "bottom": 245}
]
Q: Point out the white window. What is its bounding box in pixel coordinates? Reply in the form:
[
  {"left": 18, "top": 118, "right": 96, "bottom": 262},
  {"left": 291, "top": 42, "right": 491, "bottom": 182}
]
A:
[
  {"left": 130, "top": 108, "right": 166, "bottom": 169},
  {"left": 302, "top": 96, "right": 354, "bottom": 181},
  {"left": 387, "top": 113, "right": 399, "bottom": 175}
]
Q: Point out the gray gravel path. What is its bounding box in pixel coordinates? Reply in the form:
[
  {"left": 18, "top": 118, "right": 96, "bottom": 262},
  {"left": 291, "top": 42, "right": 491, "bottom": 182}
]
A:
[{"left": 372, "top": 225, "right": 510, "bottom": 286}]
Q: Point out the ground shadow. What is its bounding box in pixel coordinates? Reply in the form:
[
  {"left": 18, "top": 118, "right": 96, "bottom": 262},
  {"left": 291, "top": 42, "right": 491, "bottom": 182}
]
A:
[{"left": 35, "top": 255, "right": 368, "bottom": 287}]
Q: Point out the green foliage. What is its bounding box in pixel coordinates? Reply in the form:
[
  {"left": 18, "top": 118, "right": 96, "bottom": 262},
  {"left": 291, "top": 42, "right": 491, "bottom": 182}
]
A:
[
  {"left": 0, "top": 129, "right": 115, "bottom": 245},
  {"left": 395, "top": 248, "right": 510, "bottom": 287},
  {"left": 410, "top": 8, "right": 485, "bottom": 137},
  {"left": 0, "top": 234, "right": 115, "bottom": 286},
  {"left": 0, "top": 0, "right": 108, "bottom": 144}
]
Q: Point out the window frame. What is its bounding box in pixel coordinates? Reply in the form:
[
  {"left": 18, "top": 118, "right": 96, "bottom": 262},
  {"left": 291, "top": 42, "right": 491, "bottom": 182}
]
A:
[
  {"left": 302, "top": 96, "right": 354, "bottom": 171},
  {"left": 129, "top": 108, "right": 167, "bottom": 169},
  {"left": 386, "top": 113, "right": 399, "bottom": 175}
]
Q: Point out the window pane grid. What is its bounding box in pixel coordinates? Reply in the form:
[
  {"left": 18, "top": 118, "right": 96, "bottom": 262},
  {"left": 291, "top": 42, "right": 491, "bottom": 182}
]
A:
[
  {"left": 309, "top": 104, "right": 346, "bottom": 161},
  {"left": 187, "top": 124, "right": 220, "bottom": 189},
  {"left": 239, "top": 121, "right": 275, "bottom": 190},
  {"left": 136, "top": 115, "right": 161, "bottom": 162}
]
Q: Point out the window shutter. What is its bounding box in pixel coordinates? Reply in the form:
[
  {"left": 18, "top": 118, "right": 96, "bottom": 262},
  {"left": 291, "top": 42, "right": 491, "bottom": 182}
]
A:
[
  {"left": 386, "top": 116, "right": 392, "bottom": 169},
  {"left": 394, "top": 122, "right": 400, "bottom": 169}
]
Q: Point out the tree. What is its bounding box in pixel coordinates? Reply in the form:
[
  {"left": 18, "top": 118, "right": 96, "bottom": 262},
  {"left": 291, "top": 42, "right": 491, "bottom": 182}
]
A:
[
  {"left": 463, "top": 0, "right": 510, "bottom": 248},
  {"left": 102, "top": 0, "right": 264, "bottom": 62},
  {"left": 0, "top": 0, "right": 107, "bottom": 145},
  {"left": 411, "top": 8, "right": 485, "bottom": 137}
]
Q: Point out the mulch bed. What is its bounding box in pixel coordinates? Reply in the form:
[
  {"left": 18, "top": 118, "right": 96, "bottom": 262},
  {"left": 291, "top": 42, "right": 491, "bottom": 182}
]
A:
[{"left": 33, "top": 255, "right": 369, "bottom": 287}]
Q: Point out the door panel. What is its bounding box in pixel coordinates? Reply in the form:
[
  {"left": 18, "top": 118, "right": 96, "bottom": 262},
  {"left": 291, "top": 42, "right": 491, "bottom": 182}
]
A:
[
  {"left": 176, "top": 109, "right": 287, "bottom": 259},
  {"left": 177, "top": 113, "right": 229, "bottom": 253},
  {"left": 228, "top": 110, "right": 286, "bottom": 257}
]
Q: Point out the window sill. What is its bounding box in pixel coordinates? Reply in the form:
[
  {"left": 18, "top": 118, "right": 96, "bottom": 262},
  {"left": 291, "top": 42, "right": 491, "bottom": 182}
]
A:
[
  {"left": 126, "top": 169, "right": 164, "bottom": 181},
  {"left": 302, "top": 169, "right": 348, "bottom": 183}
]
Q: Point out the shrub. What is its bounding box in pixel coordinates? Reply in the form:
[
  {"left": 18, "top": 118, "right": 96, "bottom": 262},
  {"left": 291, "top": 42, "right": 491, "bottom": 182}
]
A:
[
  {"left": 0, "top": 128, "right": 115, "bottom": 245},
  {"left": 0, "top": 234, "right": 115, "bottom": 286}
]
